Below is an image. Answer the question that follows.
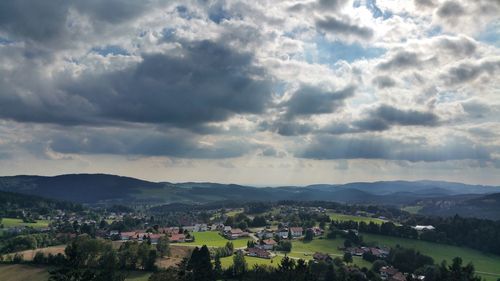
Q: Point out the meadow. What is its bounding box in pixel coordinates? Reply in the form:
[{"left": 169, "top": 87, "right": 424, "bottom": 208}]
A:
[
  {"left": 182, "top": 231, "right": 251, "bottom": 248},
  {"left": 362, "top": 233, "right": 500, "bottom": 281},
  {"left": 328, "top": 212, "right": 387, "bottom": 225},
  {"left": 1, "top": 218, "right": 50, "bottom": 229}
]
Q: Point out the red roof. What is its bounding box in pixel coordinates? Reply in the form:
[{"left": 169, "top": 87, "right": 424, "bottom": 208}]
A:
[
  {"left": 169, "top": 234, "right": 185, "bottom": 242},
  {"left": 290, "top": 227, "right": 303, "bottom": 232},
  {"left": 262, "top": 239, "right": 277, "bottom": 245}
]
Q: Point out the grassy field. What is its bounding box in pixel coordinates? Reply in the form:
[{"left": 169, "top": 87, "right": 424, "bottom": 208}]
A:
[
  {"left": 401, "top": 205, "right": 423, "bottom": 214},
  {"left": 328, "top": 212, "right": 387, "bottom": 225},
  {"left": 220, "top": 255, "right": 281, "bottom": 268},
  {"left": 1, "top": 218, "right": 50, "bottom": 229},
  {"left": 182, "top": 231, "right": 251, "bottom": 248},
  {"left": 0, "top": 264, "right": 50, "bottom": 281},
  {"left": 362, "top": 233, "right": 500, "bottom": 281},
  {"left": 2, "top": 245, "right": 66, "bottom": 261}
]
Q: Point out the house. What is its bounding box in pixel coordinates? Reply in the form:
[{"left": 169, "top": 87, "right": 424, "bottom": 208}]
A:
[
  {"left": 149, "top": 234, "right": 163, "bottom": 244},
  {"left": 277, "top": 228, "right": 289, "bottom": 239},
  {"left": 194, "top": 224, "right": 208, "bottom": 232},
  {"left": 413, "top": 225, "right": 435, "bottom": 231},
  {"left": 256, "top": 229, "right": 274, "bottom": 239},
  {"left": 310, "top": 227, "right": 324, "bottom": 236},
  {"left": 246, "top": 247, "right": 272, "bottom": 259},
  {"left": 223, "top": 226, "right": 232, "bottom": 232},
  {"left": 380, "top": 266, "right": 401, "bottom": 281},
  {"left": 313, "top": 252, "right": 333, "bottom": 263},
  {"left": 259, "top": 239, "right": 277, "bottom": 250},
  {"left": 169, "top": 233, "right": 186, "bottom": 243},
  {"left": 120, "top": 231, "right": 138, "bottom": 241},
  {"left": 225, "top": 228, "right": 248, "bottom": 239},
  {"left": 290, "top": 227, "right": 303, "bottom": 238},
  {"left": 390, "top": 272, "right": 407, "bottom": 281}
]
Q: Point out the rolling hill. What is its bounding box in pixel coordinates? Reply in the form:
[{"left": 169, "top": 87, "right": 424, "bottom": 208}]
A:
[{"left": 1, "top": 174, "right": 499, "bottom": 211}]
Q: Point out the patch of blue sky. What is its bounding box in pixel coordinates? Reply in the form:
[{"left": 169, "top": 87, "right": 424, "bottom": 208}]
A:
[
  {"left": 477, "top": 22, "right": 500, "bottom": 47},
  {"left": 162, "top": 27, "right": 177, "bottom": 41},
  {"left": 353, "top": 0, "right": 392, "bottom": 20},
  {"left": 91, "top": 45, "right": 129, "bottom": 56},
  {"left": 426, "top": 26, "right": 443, "bottom": 37},
  {"left": 308, "top": 37, "right": 385, "bottom": 65},
  {"left": 176, "top": 5, "right": 193, "bottom": 20},
  {"left": 0, "top": 37, "right": 14, "bottom": 45},
  {"left": 208, "top": 4, "right": 232, "bottom": 24}
]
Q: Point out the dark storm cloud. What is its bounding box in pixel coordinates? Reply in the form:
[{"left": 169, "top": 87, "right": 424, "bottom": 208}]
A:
[
  {"left": 284, "top": 85, "right": 355, "bottom": 118},
  {"left": 443, "top": 59, "right": 500, "bottom": 85},
  {"left": 0, "top": 40, "right": 273, "bottom": 127},
  {"left": 297, "top": 135, "right": 491, "bottom": 162},
  {"left": 371, "top": 105, "right": 439, "bottom": 126},
  {"left": 259, "top": 121, "right": 316, "bottom": 136},
  {"left": 315, "top": 16, "right": 374, "bottom": 40},
  {"left": 372, "top": 75, "right": 396, "bottom": 88},
  {"left": 436, "top": 1, "right": 465, "bottom": 18},
  {"left": 353, "top": 105, "right": 439, "bottom": 132},
  {"left": 377, "top": 51, "right": 421, "bottom": 71},
  {"left": 49, "top": 128, "right": 258, "bottom": 159},
  {"left": 0, "top": 0, "right": 153, "bottom": 44}
]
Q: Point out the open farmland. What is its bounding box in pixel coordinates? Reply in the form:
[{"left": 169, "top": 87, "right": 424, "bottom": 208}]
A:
[
  {"left": 362, "top": 233, "right": 500, "bottom": 281},
  {"left": 1, "top": 245, "right": 66, "bottom": 261},
  {"left": 328, "top": 212, "right": 387, "bottom": 225},
  {"left": 1, "top": 218, "right": 50, "bottom": 229},
  {"left": 182, "top": 231, "right": 251, "bottom": 248}
]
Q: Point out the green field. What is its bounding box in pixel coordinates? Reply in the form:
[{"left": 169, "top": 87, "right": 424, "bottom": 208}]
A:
[
  {"left": 0, "top": 264, "right": 49, "bottom": 281},
  {"left": 362, "top": 233, "right": 500, "bottom": 281},
  {"left": 328, "top": 212, "right": 387, "bottom": 225},
  {"left": 401, "top": 205, "right": 423, "bottom": 214},
  {"left": 182, "top": 231, "right": 252, "bottom": 248},
  {"left": 220, "top": 255, "right": 281, "bottom": 268},
  {"left": 1, "top": 218, "right": 50, "bottom": 229}
]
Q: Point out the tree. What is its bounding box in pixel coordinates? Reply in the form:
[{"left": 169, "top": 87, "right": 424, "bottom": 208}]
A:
[
  {"left": 232, "top": 251, "right": 247, "bottom": 279},
  {"left": 304, "top": 229, "right": 314, "bottom": 241},
  {"left": 343, "top": 252, "right": 353, "bottom": 264},
  {"left": 214, "top": 255, "right": 223, "bottom": 279},
  {"left": 188, "top": 246, "right": 213, "bottom": 281},
  {"left": 156, "top": 236, "right": 170, "bottom": 258}
]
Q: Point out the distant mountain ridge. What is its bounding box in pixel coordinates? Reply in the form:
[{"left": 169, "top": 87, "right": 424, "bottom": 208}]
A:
[{"left": 0, "top": 174, "right": 499, "bottom": 208}]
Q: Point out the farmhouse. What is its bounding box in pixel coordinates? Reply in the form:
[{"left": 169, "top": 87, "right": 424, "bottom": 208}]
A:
[
  {"left": 290, "top": 227, "right": 303, "bottom": 238},
  {"left": 246, "top": 247, "right": 272, "bottom": 259},
  {"left": 380, "top": 266, "right": 406, "bottom": 281},
  {"left": 225, "top": 228, "right": 248, "bottom": 239},
  {"left": 277, "top": 228, "right": 289, "bottom": 239},
  {"left": 258, "top": 238, "right": 277, "bottom": 250},
  {"left": 313, "top": 252, "right": 333, "bottom": 263},
  {"left": 169, "top": 233, "right": 186, "bottom": 243},
  {"left": 120, "top": 231, "right": 138, "bottom": 241}
]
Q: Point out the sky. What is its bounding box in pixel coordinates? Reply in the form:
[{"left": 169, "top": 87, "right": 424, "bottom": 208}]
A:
[{"left": 0, "top": 0, "right": 499, "bottom": 186}]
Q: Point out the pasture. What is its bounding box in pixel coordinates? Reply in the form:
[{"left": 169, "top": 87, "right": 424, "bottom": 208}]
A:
[
  {"left": 1, "top": 218, "right": 50, "bottom": 229},
  {"left": 362, "top": 233, "right": 500, "bottom": 281},
  {"left": 328, "top": 212, "right": 387, "bottom": 225},
  {"left": 182, "top": 231, "right": 251, "bottom": 248}
]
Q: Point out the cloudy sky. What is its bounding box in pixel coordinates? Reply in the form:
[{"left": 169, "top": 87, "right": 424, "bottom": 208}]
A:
[{"left": 0, "top": 0, "right": 499, "bottom": 185}]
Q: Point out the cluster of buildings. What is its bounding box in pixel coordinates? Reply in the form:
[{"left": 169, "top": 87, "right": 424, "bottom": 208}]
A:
[{"left": 344, "top": 246, "right": 390, "bottom": 258}]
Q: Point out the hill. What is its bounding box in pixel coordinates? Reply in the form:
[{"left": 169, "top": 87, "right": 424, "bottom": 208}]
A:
[
  {"left": 1, "top": 174, "right": 500, "bottom": 209},
  {"left": 418, "top": 192, "right": 500, "bottom": 220}
]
